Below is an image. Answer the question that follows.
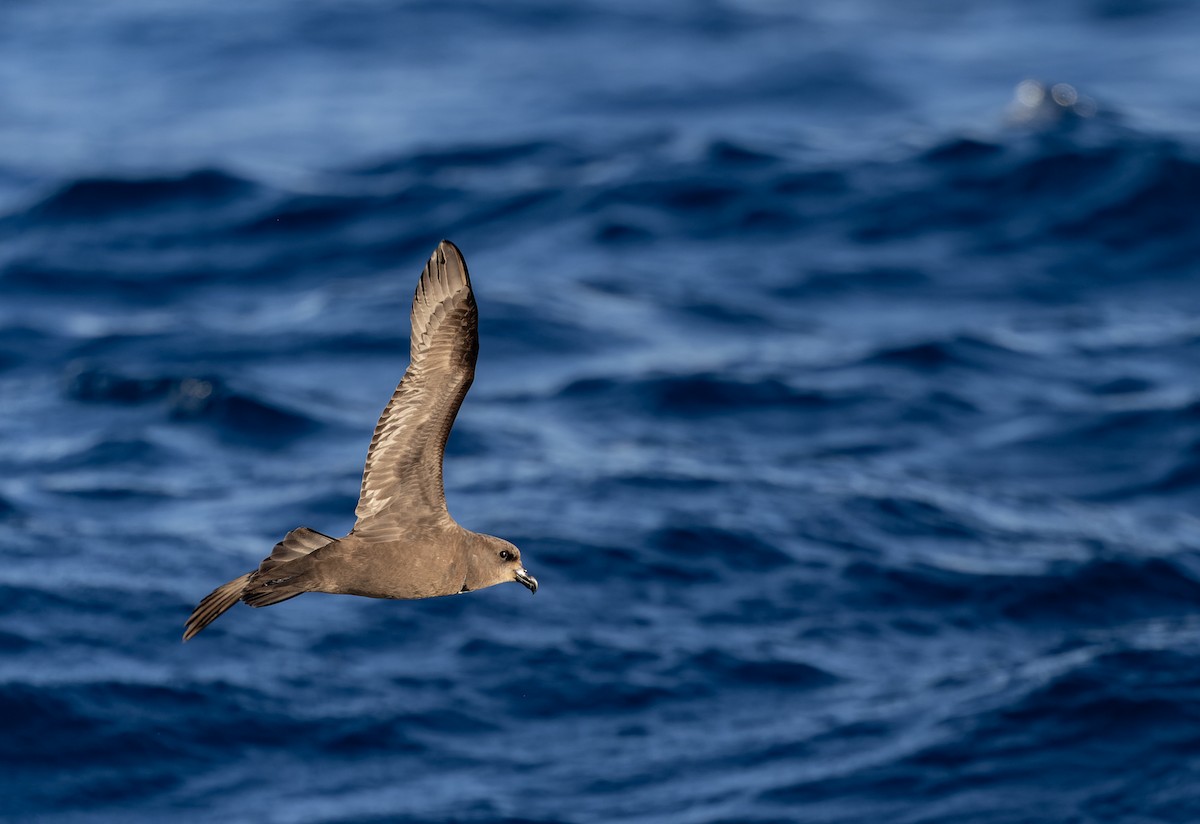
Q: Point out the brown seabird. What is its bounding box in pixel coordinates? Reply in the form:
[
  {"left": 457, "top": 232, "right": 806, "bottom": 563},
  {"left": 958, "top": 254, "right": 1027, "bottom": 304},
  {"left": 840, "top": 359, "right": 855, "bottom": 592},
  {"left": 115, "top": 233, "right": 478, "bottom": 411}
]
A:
[{"left": 183, "top": 240, "right": 536, "bottom": 642}]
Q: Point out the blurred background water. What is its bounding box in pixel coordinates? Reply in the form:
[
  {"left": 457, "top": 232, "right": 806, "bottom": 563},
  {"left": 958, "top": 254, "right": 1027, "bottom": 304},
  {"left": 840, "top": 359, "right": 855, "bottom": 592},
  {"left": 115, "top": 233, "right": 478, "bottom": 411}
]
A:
[{"left": 3, "top": 1, "right": 1200, "bottom": 822}]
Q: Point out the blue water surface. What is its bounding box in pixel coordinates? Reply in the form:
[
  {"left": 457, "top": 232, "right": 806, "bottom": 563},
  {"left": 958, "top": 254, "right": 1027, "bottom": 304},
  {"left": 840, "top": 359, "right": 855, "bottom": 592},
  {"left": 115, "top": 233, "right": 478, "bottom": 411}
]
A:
[{"left": 3, "top": 1, "right": 1200, "bottom": 822}]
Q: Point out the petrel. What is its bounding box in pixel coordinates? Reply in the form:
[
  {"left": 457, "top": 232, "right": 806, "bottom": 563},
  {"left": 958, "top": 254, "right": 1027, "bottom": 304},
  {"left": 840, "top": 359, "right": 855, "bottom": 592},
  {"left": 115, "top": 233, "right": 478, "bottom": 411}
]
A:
[{"left": 184, "top": 240, "right": 536, "bottom": 642}]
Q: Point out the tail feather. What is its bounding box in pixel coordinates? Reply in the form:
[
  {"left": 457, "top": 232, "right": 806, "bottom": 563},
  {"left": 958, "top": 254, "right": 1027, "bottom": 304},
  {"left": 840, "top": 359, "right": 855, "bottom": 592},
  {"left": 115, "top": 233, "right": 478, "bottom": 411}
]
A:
[
  {"left": 183, "top": 573, "right": 252, "bottom": 642},
  {"left": 242, "top": 579, "right": 305, "bottom": 608},
  {"left": 183, "top": 526, "right": 332, "bottom": 642}
]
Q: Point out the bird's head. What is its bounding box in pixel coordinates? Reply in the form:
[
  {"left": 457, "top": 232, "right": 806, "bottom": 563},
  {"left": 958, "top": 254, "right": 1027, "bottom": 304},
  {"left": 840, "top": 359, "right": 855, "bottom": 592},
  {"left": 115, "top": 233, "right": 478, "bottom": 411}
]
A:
[{"left": 466, "top": 535, "right": 537, "bottom": 594}]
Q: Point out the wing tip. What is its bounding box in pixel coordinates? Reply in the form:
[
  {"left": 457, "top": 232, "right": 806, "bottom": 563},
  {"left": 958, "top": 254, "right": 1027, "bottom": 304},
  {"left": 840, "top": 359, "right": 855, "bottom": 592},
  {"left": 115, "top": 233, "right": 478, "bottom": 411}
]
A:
[
  {"left": 424, "top": 240, "right": 471, "bottom": 296},
  {"left": 437, "top": 238, "right": 463, "bottom": 260}
]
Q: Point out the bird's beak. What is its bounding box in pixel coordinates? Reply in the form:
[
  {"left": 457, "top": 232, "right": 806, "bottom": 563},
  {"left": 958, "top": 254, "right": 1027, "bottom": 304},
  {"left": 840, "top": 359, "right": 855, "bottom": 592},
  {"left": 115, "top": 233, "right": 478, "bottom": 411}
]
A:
[{"left": 514, "top": 567, "right": 538, "bottom": 594}]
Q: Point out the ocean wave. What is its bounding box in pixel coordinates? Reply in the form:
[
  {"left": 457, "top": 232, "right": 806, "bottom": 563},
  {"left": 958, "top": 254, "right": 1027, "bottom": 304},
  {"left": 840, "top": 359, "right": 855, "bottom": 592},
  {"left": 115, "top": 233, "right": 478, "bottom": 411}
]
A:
[
  {"left": 774, "top": 264, "right": 929, "bottom": 298},
  {"left": 997, "top": 398, "right": 1200, "bottom": 498},
  {"left": 458, "top": 637, "right": 676, "bottom": 716},
  {"left": 586, "top": 171, "right": 807, "bottom": 240},
  {"left": 856, "top": 132, "right": 1200, "bottom": 276},
  {"left": 559, "top": 373, "right": 840, "bottom": 415},
  {"left": 5, "top": 128, "right": 1192, "bottom": 304},
  {"left": 883, "top": 645, "right": 1200, "bottom": 807},
  {"left": 64, "top": 363, "right": 318, "bottom": 443},
  {"left": 0, "top": 677, "right": 301, "bottom": 771},
  {"left": 354, "top": 139, "right": 574, "bottom": 176},
  {"left": 46, "top": 438, "right": 172, "bottom": 470},
  {"left": 650, "top": 524, "right": 794, "bottom": 573},
  {"left": 760, "top": 640, "right": 1200, "bottom": 816},
  {"left": 844, "top": 554, "right": 1200, "bottom": 625},
  {"left": 666, "top": 648, "right": 837, "bottom": 691},
  {"left": 858, "top": 334, "right": 1022, "bottom": 371},
  {"left": 64, "top": 362, "right": 176, "bottom": 404},
  {"left": 20, "top": 169, "right": 254, "bottom": 222}
]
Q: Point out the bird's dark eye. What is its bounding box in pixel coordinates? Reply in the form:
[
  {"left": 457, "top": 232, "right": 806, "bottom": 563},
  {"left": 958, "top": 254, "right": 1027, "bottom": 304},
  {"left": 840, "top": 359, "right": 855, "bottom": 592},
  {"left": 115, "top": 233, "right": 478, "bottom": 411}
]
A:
[{"left": 499, "top": 549, "right": 512, "bottom": 561}]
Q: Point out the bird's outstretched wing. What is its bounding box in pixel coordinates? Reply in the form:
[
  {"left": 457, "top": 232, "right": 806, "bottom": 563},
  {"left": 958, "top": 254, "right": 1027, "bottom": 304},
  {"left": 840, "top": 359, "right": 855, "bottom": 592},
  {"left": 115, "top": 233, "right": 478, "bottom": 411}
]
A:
[{"left": 353, "top": 240, "right": 478, "bottom": 528}]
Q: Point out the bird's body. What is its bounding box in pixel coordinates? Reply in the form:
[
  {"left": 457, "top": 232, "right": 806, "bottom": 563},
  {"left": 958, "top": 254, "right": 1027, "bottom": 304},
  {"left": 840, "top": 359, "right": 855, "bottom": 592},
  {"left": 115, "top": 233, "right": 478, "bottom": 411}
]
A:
[{"left": 184, "top": 240, "right": 536, "bottom": 642}]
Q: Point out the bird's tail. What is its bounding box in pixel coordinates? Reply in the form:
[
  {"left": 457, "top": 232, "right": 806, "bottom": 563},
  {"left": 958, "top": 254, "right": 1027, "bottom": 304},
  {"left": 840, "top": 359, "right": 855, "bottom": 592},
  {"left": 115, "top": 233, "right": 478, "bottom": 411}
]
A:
[
  {"left": 183, "top": 573, "right": 252, "bottom": 642},
  {"left": 240, "top": 575, "right": 306, "bottom": 609},
  {"left": 182, "top": 528, "right": 331, "bottom": 642}
]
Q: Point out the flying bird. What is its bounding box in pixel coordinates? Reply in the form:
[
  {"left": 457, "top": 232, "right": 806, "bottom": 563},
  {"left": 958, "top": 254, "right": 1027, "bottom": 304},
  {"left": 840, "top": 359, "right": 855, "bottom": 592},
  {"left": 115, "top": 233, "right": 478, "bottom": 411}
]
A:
[{"left": 184, "top": 240, "right": 536, "bottom": 642}]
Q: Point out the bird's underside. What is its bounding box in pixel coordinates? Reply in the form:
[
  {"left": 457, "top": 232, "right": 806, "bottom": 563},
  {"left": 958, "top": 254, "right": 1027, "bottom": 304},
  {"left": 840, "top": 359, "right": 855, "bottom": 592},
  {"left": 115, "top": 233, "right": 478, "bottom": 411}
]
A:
[{"left": 183, "top": 240, "right": 536, "bottom": 643}]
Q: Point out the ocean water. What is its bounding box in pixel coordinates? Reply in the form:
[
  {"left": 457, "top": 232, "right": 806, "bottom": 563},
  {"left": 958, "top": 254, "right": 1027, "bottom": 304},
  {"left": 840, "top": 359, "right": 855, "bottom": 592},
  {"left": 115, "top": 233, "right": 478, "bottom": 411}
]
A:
[{"left": 3, "top": 1, "right": 1200, "bottom": 822}]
